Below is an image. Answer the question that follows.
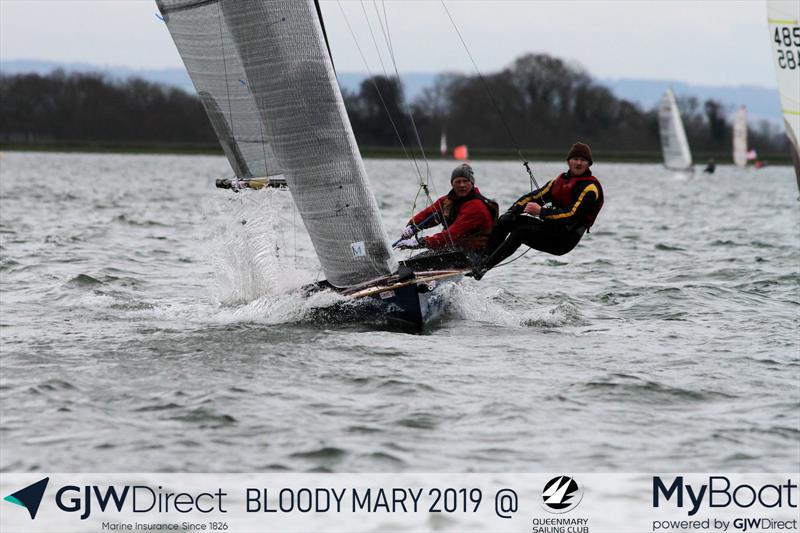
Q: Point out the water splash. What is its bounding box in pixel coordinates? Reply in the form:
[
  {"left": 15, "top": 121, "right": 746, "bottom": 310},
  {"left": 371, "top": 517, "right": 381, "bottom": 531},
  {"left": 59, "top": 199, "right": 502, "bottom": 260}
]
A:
[
  {"left": 206, "top": 188, "right": 319, "bottom": 306},
  {"left": 447, "top": 282, "right": 585, "bottom": 328}
]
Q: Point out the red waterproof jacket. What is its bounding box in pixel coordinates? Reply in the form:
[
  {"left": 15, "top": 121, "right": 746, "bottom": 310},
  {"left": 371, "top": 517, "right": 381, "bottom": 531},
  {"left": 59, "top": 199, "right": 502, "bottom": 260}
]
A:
[{"left": 409, "top": 187, "right": 497, "bottom": 251}]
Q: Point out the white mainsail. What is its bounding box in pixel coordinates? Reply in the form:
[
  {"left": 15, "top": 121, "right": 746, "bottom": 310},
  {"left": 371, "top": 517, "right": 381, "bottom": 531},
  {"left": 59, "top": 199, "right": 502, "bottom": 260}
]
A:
[
  {"left": 657, "top": 89, "right": 693, "bottom": 170},
  {"left": 440, "top": 129, "right": 447, "bottom": 157},
  {"left": 158, "top": 0, "right": 396, "bottom": 288},
  {"left": 766, "top": 0, "right": 800, "bottom": 188},
  {"left": 732, "top": 106, "right": 748, "bottom": 168}
]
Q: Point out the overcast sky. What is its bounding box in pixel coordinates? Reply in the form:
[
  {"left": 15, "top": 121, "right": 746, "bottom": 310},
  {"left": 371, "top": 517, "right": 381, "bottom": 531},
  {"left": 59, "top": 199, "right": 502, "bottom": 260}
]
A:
[{"left": 0, "top": 0, "right": 781, "bottom": 87}]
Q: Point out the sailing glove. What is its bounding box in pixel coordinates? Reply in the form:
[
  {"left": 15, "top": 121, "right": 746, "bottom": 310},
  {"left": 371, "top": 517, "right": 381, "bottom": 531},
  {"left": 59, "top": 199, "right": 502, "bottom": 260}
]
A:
[
  {"left": 394, "top": 236, "right": 423, "bottom": 249},
  {"left": 401, "top": 224, "right": 416, "bottom": 238}
]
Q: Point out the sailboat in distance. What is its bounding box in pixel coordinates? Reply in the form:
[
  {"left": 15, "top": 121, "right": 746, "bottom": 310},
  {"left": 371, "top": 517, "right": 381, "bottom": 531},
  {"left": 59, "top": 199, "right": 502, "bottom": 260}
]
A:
[
  {"left": 766, "top": 0, "right": 800, "bottom": 191},
  {"left": 732, "top": 106, "right": 748, "bottom": 168},
  {"left": 658, "top": 89, "right": 693, "bottom": 172},
  {"left": 157, "top": 0, "right": 464, "bottom": 326}
]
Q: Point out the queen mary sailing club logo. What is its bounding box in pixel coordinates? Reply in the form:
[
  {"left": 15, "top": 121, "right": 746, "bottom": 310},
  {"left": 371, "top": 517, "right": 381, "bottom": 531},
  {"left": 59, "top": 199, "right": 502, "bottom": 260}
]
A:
[{"left": 541, "top": 475, "right": 584, "bottom": 513}]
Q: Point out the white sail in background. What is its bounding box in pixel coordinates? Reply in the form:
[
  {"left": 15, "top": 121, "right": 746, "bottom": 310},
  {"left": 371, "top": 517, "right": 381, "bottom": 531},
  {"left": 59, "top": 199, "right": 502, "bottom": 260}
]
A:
[
  {"left": 733, "top": 106, "right": 748, "bottom": 168},
  {"left": 156, "top": 0, "right": 282, "bottom": 180},
  {"left": 440, "top": 129, "right": 447, "bottom": 157},
  {"left": 766, "top": 0, "right": 800, "bottom": 188},
  {"left": 658, "top": 89, "right": 693, "bottom": 170}
]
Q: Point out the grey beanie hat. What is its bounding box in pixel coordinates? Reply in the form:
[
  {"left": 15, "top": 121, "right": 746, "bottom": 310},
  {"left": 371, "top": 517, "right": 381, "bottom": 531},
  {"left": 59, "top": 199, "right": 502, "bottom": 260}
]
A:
[{"left": 451, "top": 164, "right": 475, "bottom": 184}]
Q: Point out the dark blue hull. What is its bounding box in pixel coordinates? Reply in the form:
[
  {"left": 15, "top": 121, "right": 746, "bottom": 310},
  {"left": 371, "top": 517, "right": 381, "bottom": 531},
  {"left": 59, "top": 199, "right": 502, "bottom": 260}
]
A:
[
  {"left": 304, "top": 270, "right": 464, "bottom": 328},
  {"left": 364, "top": 272, "right": 462, "bottom": 327}
]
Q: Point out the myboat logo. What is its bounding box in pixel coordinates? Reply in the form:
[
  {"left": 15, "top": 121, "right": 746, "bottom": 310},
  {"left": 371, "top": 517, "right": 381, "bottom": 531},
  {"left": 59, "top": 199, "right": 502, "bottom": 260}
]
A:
[
  {"left": 540, "top": 475, "right": 584, "bottom": 513},
  {"left": 653, "top": 476, "right": 799, "bottom": 516},
  {"left": 4, "top": 477, "right": 49, "bottom": 519}
]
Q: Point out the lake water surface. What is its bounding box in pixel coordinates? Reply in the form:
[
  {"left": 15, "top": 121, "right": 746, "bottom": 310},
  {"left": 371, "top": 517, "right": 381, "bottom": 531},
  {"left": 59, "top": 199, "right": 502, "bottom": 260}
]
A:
[{"left": 1, "top": 152, "right": 797, "bottom": 474}]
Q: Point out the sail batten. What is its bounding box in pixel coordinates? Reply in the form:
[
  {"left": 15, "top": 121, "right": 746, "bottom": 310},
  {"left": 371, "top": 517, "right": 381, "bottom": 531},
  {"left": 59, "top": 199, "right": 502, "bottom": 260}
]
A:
[
  {"left": 158, "top": 0, "right": 219, "bottom": 15},
  {"left": 658, "top": 89, "right": 693, "bottom": 171}
]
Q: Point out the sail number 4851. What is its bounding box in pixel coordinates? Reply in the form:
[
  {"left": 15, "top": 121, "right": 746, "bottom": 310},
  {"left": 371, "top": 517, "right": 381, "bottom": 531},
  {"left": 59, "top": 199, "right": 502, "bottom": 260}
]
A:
[{"left": 774, "top": 27, "right": 800, "bottom": 70}]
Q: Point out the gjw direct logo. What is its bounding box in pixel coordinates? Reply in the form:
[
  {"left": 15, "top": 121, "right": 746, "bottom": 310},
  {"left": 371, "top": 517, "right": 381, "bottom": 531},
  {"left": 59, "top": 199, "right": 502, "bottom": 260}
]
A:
[
  {"left": 4, "top": 479, "right": 228, "bottom": 521},
  {"left": 4, "top": 477, "right": 49, "bottom": 519},
  {"left": 540, "top": 475, "right": 584, "bottom": 513}
]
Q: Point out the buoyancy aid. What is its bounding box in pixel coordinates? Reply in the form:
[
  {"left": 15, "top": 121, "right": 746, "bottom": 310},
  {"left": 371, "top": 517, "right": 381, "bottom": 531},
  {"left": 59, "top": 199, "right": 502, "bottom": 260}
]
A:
[
  {"left": 441, "top": 188, "right": 499, "bottom": 226},
  {"left": 421, "top": 187, "right": 498, "bottom": 251},
  {"left": 548, "top": 173, "right": 604, "bottom": 228}
]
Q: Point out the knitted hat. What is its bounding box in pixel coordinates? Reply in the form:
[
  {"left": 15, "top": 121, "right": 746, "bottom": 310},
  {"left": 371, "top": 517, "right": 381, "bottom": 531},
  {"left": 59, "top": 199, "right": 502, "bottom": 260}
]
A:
[
  {"left": 451, "top": 163, "right": 475, "bottom": 184},
  {"left": 566, "top": 142, "right": 593, "bottom": 165}
]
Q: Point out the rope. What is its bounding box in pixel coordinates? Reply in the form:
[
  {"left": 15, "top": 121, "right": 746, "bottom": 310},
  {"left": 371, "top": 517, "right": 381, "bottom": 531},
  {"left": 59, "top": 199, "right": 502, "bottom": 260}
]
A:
[
  {"left": 359, "top": 1, "right": 389, "bottom": 77},
  {"left": 370, "top": 0, "right": 435, "bottom": 199},
  {"left": 439, "top": 0, "right": 541, "bottom": 193},
  {"left": 336, "top": 1, "right": 428, "bottom": 199},
  {"left": 370, "top": 0, "right": 459, "bottom": 249},
  {"left": 495, "top": 247, "right": 532, "bottom": 268},
  {"left": 340, "top": 1, "right": 460, "bottom": 250}
]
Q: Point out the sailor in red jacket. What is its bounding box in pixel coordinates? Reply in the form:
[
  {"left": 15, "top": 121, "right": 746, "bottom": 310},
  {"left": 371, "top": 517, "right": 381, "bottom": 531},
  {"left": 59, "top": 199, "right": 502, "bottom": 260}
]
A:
[
  {"left": 395, "top": 164, "right": 498, "bottom": 257},
  {"left": 472, "top": 142, "right": 604, "bottom": 280}
]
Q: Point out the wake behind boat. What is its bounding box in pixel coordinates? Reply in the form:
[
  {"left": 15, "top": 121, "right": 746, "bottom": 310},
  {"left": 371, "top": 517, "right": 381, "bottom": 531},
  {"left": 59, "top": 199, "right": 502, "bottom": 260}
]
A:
[{"left": 157, "top": 0, "right": 463, "bottom": 327}]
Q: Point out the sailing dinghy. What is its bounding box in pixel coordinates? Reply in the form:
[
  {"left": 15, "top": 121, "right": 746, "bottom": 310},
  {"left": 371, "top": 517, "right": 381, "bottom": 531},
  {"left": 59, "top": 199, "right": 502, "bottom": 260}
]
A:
[
  {"left": 157, "top": 0, "right": 463, "bottom": 326},
  {"left": 658, "top": 89, "right": 693, "bottom": 172},
  {"left": 733, "top": 106, "right": 748, "bottom": 168},
  {"left": 766, "top": 0, "right": 800, "bottom": 191}
]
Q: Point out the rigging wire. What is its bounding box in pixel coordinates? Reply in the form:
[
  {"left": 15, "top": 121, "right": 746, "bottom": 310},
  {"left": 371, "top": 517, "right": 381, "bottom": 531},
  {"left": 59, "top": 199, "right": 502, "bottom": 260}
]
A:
[
  {"left": 439, "top": 0, "right": 541, "bottom": 193},
  {"left": 340, "top": 1, "right": 443, "bottom": 261},
  {"left": 336, "top": 1, "right": 429, "bottom": 201},
  {"left": 370, "top": 0, "right": 434, "bottom": 198},
  {"left": 369, "top": 0, "right": 458, "bottom": 250},
  {"left": 358, "top": 1, "right": 389, "bottom": 77}
]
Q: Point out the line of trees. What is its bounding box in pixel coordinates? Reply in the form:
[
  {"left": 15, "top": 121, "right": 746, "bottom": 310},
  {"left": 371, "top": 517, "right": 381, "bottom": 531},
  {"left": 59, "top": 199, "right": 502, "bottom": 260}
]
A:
[
  {"left": 0, "top": 70, "right": 216, "bottom": 145},
  {"left": 0, "top": 53, "right": 789, "bottom": 157},
  {"left": 345, "top": 53, "right": 787, "bottom": 156}
]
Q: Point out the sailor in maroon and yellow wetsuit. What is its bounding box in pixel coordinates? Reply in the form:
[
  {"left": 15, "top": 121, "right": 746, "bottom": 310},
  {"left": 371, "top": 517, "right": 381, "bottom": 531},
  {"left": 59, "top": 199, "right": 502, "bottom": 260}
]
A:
[{"left": 473, "top": 142, "right": 604, "bottom": 279}]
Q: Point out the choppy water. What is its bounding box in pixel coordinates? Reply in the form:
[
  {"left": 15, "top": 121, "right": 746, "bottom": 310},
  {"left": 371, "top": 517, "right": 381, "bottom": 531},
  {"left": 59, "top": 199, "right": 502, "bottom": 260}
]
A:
[{"left": 0, "top": 152, "right": 798, "bottom": 473}]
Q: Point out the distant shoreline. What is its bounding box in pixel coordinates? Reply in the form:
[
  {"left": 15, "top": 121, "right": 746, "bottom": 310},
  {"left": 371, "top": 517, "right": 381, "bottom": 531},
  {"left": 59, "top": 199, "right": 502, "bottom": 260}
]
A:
[{"left": 0, "top": 142, "right": 792, "bottom": 165}]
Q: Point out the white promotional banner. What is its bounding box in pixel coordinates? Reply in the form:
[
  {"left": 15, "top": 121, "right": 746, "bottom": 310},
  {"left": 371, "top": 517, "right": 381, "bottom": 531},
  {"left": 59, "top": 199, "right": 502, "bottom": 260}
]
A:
[{"left": 0, "top": 473, "right": 797, "bottom": 532}]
